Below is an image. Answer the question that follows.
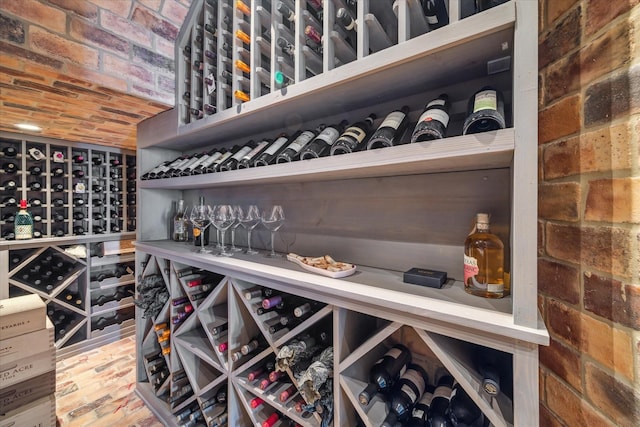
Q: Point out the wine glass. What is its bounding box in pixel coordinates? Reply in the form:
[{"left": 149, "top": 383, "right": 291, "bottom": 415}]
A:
[
  {"left": 211, "top": 204, "right": 236, "bottom": 256},
  {"left": 261, "top": 205, "right": 285, "bottom": 257},
  {"left": 239, "top": 205, "right": 260, "bottom": 255},
  {"left": 229, "top": 205, "right": 243, "bottom": 252},
  {"left": 189, "top": 204, "right": 212, "bottom": 254}
]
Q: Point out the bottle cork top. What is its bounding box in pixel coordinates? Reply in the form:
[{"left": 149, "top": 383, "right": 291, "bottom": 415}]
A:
[{"left": 476, "top": 213, "right": 490, "bottom": 224}]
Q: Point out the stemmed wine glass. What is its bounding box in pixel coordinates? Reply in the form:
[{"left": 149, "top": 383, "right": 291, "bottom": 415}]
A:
[
  {"left": 228, "top": 205, "right": 243, "bottom": 252},
  {"left": 210, "top": 204, "right": 236, "bottom": 256},
  {"left": 189, "top": 204, "right": 212, "bottom": 254},
  {"left": 239, "top": 205, "right": 260, "bottom": 255},
  {"left": 261, "top": 205, "right": 285, "bottom": 258}
]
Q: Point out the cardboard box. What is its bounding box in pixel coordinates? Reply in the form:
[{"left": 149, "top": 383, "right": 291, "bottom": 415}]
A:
[
  {"left": 0, "top": 370, "right": 56, "bottom": 414},
  {"left": 0, "top": 295, "right": 46, "bottom": 340},
  {"left": 0, "top": 318, "right": 54, "bottom": 365},
  {"left": 0, "top": 393, "right": 56, "bottom": 427},
  {"left": 0, "top": 349, "right": 55, "bottom": 390}
]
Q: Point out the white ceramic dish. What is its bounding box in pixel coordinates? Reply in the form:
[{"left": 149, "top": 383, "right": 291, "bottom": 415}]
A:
[{"left": 286, "top": 254, "right": 357, "bottom": 278}]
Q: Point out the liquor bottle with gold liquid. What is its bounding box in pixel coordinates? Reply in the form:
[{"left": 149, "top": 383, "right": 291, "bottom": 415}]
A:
[{"left": 463, "top": 213, "right": 507, "bottom": 298}]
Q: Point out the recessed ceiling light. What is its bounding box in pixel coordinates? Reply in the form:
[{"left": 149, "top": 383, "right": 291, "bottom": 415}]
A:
[{"left": 15, "top": 123, "right": 42, "bottom": 131}]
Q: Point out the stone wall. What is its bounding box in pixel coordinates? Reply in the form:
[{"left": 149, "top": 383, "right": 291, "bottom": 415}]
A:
[{"left": 538, "top": 1, "right": 640, "bottom": 425}]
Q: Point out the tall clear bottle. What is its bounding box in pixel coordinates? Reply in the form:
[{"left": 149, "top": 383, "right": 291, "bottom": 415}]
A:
[
  {"left": 366, "top": 106, "right": 411, "bottom": 149},
  {"left": 173, "top": 199, "right": 188, "bottom": 241},
  {"left": 463, "top": 213, "right": 506, "bottom": 298},
  {"left": 14, "top": 199, "right": 34, "bottom": 240}
]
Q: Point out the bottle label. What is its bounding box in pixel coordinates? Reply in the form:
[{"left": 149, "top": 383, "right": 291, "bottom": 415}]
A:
[
  {"left": 473, "top": 90, "right": 498, "bottom": 113},
  {"left": 378, "top": 111, "right": 406, "bottom": 131},
  {"left": 315, "top": 127, "right": 341, "bottom": 146},
  {"left": 214, "top": 151, "right": 234, "bottom": 165},
  {"left": 403, "top": 369, "right": 426, "bottom": 398},
  {"left": 174, "top": 220, "right": 185, "bottom": 234},
  {"left": 433, "top": 385, "right": 452, "bottom": 400},
  {"left": 418, "top": 108, "right": 450, "bottom": 127},
  {"left": 232, "top": 146, "right": 252, "bottom": 161},
  {"left": 207, "top": 72, "right": 216, "bottom": 95},
  {"left": 401, "top": 384, "right": 418, "bottom": 403},
  {"left": 288, "top": 131, "right": 315, "bottom": 153},
  {"left": 263, "top": 136, "right": 289, "bottom": 156},
  {"left": 341, "top": 126, "right": 367, "bottom": 143},
  {"left": 411, "top": 408, "right": 425, "bottom": 419},
  {"left": 243, "top": 140, "right": 270, "bottom": 160},
  {"left": 386, "top": 347, "right": 403, "bottom": 359},
  {"left": 463, "top": 254, "right": 481, "bottom": 287},
  {"left": 15, "top": 223, "right": 33, "bottom": 239},
  {"left": 419, "top": 390, "right": 434, "bottom": 405},
  {"left": 200, "top": 152, "right": 224, "bottom": 168},
  {"left": 427, "top": 15, "right": 439, "bottom": 24}
]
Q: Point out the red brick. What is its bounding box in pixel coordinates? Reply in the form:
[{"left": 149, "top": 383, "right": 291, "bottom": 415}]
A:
[
  {"left": 137, "top": 0, "right": 162, "bottom": 12},
  {"left": 546, "top": 223, "right": 633, "bottom": 278},
  {"left": 103, "top": 54, "right": 153, "bottom": 86},
  {"left": 538, "top": 95, "right": 581, "bottom": 144},
  {"left": 546, "top": 0, "right": 579, "bottom": 26},
  {"left": 131, "top": 6, "right": 178, "bottom": 41},
  {"left": 584, "top": 64, "right": 640, "bottom": 127},
  {"left": 0, "top": 12, "right": 25, "bottom": 44},
  {"left": 1, "top": 0, "right": 66, "bottom": 34},
  {"left": 538, "top": 182, "right": 581, "bottom": 221},
  {"left": 87, "top": 0, "right": 133, "bottom": 18},
  {"left": 101, "top": 11, "right": 152, "bottom": 49},
  {"left": 539, "top": 337, "right": 582, "bottom": 391},
  {"left": 29, "top": 26, "right": 99, "bottom": 69},
  {"left": 585, "top": 178, "right": 640, "bottom": 223},
  {"left": 585, "top": 0, "right": 640, "bottom": 37},
  {"left": 540, "top": 402, "right": 564, "bottom": 427},
  {"left": 161, "top": 0, "right": 189, "bottom": 26},
  {"left": 543, "top": 123, "right": 632, "bottom": 179},
  {"left": 584, "top": 272, "right": 640, "bottom": 330},
  {"left": 539, "top": 6, "right": 581, "bottom": 69},
  {"left": 547, "top": 299, "right": 581, "bottom": 348},
  {"left": 538, "top": 258, "right": 580, "bottom": 304},
  {"left": 580, "top": 314, "right": 634, "bottom": 381},
  {"left": 131, "top": 83, "right": 173, "bottom": 106},
  {"left": 584, "top": 362, "right": 639, "bottom": 426},
  {"left": 70, "top": 17, "right": 130, "bottom": 56},
  {"left": 48, "top": 0, "right": 98, "bottom": 21},
  {"left": 545, "top": 373, "right": 615, "bottom": 427},
  {"left": 63, "top": 63, "right": 128, "bottom": 93},
  {"left": 580, "top": 20, "right": 634, "bottom": 87},
  {"left": 542, "top": 50, "right": 581, "bottom": 104},
  {"left": 155, "top": 35, "right": 175, "bottom": 59}
]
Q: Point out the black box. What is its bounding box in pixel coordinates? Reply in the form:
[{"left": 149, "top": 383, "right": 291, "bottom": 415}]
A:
[{"left": 403, "top": 267, "right": 448, "bottom": 289}]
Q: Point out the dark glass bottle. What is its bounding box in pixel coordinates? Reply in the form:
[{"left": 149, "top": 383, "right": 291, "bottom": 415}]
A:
[
  {"left": 2, "top": 146, "right": 18, "bottom": 157},
  {"left": 331, "top": 114, "right": 377, "bottom": 155},
  {"left": 462, "top": 86, "right": 506, "bottom": 135},
  {"left": 93, "top": 225, "right": 105, "bottom": 234},
  {"left": 359, "top": 344, "right": 412, "bottom": 405},
  {"left": 253, "top": 133, "right": 291, "bottom": 167},
  {"left": 110, "top": 222, "right": 121, "bottom": 232},
  {"left": 51, "top": 166, "right": 65, "bottom": 177},
  {"left": 238, "top": 139, "right": 272, "bottom": 169},
  {"left": 3, "top": 179, "right": 18, "bottom": 190},
  {"left": 218, "top": 141, "right": 257, "bottom": 171},
  {"left": 92, "top": 156, "right": 103, "bottom": 166},
  {"left": 92, "top": 199, "right": 104, "bottom": 207},
  {"left": 93, "top": 185, "right": 104, "bottom": 193},
  {"left": 73, "top": 226, "right": 86, "bottom": 235},
  {"left": 93, "top": 212, "right": 104, "bottom": 220},
  {"left": 411, "top": 94, "right": 450, "bottom": 142},
  {"left": 2, "top": 212, "right": 15, "bottom": 223},
  {"left": 336, "top": 7, "right": 357, "bottom": 34},
  {"left": 3, "top": 161, "right": 18, "bottom": 174},
  {"left": 407, "top": 385, "right": 435, "bottom": 427},
  {"left": 52, "top": 183, "right": 65, "bottom": 192},
  {"left": 72, "top": 169, "right": 85, "bottom": 178},
  {"left": 299, "top": 120, "right": 349, "bottom": 159},
  {"left": 446, "top": 383, "right": 485, "bottom": 427},
  {"left": 29, "top": 165, "right": 43, "bottom": 176},
  {"left": 276, "top": 128, "right": 321, "bottom": 163},
  {"left": 51, "top": 212, "right": 65, "bottom": 222},
  {"left": 429, "top": 372, "right": 455, "bottom": 427},
  {"left": 73, "top": 197, "right": 85, "bottom": 207},
  {"left": 52, "top": 198, "right": 65, "bottom": 208},
  {"left": 422, "top": 0, "right": 449, "bottom": 29},
  {"left": 366, "top": 106, "right": 411, "bottom": 149},
  {"left": 389, "top": 363, "right": 429, "bottom": 420},
  {"left": 29, "top": 197, "right": 42, "bottom": 207},
  {"left": 73, "top": 211, "right": 85, "bottom": 220},
  {"left": 28, "top": 181, "right": 42, "bottom": 191},
  {"left": 72, "top": 154, "right": 85, "bottom": 163},
  {"left": 2, "top": 196, "right": 17, "bottom": 207}
]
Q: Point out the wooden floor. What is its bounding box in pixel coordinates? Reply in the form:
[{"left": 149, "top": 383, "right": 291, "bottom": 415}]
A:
[{"left": 56, "top": 336, "right": 163, "bottom": 427}]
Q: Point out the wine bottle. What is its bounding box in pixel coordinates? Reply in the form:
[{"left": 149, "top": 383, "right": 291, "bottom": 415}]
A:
[
  {"left": 381, "top": 411, "right": 402, "bottom": 427},
  {"left": 238, "top": 139, "right": 272, "bottom": 169},
  {"left": 336, "top": 7, "right": 357, "bottom": 34},
  {"left": 92, "top": 156, "right": 103, "bottom": 166},
  {"left": 411, "top": 94, "right": 450, "bottom": 142},
  {"left": 93, "top": 184, "right": 103, "bottom": 193},
  {"left": 73, "top": 197, "right": 85, "bottom": 206},
  {"left": 276, "top": 128, "right": 322, "bottom": 163},
  {"left": 93, "top": 225, "right": 105, "bottom": 234},
  {"left": 92, "top": 199, "right": 104, "bottom": 207},
  {"left": 51, "top": 212, "right": 65, "bottom": 222},
  {"left": 29, "top": 197, "right": 42, "bottom": 207},
  {"left": 14, "top": 199, "right": 33, "bottom": 240},
  {"left": 358, "top": 344, "right": 411, "bottom": 405},
  {"left": 2, "top": 146, "right": 18, "bottom": 157},
  {"left": 110, "top": 222, "right": 121, "bottom": 232},
  {"left": 446, "top": 383, "right": 485, "bottom": 427},
  {"left": 464, "top": 213, "right": 506, "bottom": 298},
  {"left": 3, "top": 161, "right": 18, "bottom": 174},
  {"left": 1, "top": 230, "right": 15, "bottom": 240},
  {"left": 52, "top": 198, "right": 65, "bottom": 207},
  {"left": 331, "top": 114, "right": 377, "bottom": 155},
  {"left": 93, "top": 212, "right": 104, "bottom": 220},
  {"left": 389, "top": 363, "right": 429, "bottom": 420},
  {"left": 2, "top": 196, "right": 17, "bottom": 207},
  {"left": 299, "top": 120, "right": 349, "bottom": 159},
  {"left": 277, "top": 1, "right": 295, "bottom": 21},
  {"left": 407, "top": 385, "right": 435, "bottom": 427},
  {"left": 73, "top": 211, "right": 85, "bottom": 220},
  {"left": 28, "top": 181, "right": 42, "bottom": 191},
  {"left": 2, "top": 212, "right": 15, "bottom": 223},
  {"left": 72, "top": 154, "right": 85, "bottom": 163},
  {"left": 29, "top": 165, "right": 43, "bottom": 176},
  {"left": 52, "top": 183, "right": 64, "bottom": 192},
  {"left": 173, "top": 199, "right": 188, "bottom": 241},
  {"left": 52, "top": 166, "right": 65, "bottom": 177},
  {"left": 72, "top": 169, "right": 85, "bottom": 178},
  {"left": 462, "top": 86, "right": 506, "bottom": 134},
  {"left": 2, "top": 179, "right": 18, "bottom": 190},
  {"left": 189, "top": 149, "right": 224, "bottom": 175},
  {"left": 253, "top": 133, "right": 290, "bottom": 167},
  {"left": 218, "top": 141, "right": 257, "bottom": 171},
  {"left": 429, "top": 372, "right": 454, "bottom": 427},
  {"left": 422, "top": 0, "right": 449, "bottom": 30},
  {"left": 474, "top": 344, "right": 512, "bottom": 399},
  {"left": 366, "top": 106, "right": 411, "bottom": 149}
]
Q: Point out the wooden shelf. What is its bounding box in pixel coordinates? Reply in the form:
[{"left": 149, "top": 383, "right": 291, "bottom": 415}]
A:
[{"left": 134, "top": 240, "right": 547, "bottom": 346}]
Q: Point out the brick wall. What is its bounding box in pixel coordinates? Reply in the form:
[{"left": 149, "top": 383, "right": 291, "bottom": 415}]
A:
[
  {"left": 0, "top": 0, "right": 192, "bottom": 149},
  {"left": 538, "top": 1, "right": 640, "bottom": 426}
]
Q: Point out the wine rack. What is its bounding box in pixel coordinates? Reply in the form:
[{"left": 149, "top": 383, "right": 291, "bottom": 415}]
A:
[
  {"left": 138, "top": 0, "right": 544, "bottom": 425},
  {"left": 0, "top": 133, "right": 137, "bottom": 240},
  {"left": 1, "top": 237, "right": 137, "bottom": 359}
]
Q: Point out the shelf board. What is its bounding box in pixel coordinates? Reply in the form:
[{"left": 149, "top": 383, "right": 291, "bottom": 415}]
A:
[
  {"left": 0, "top": 232, "right": 136, "bottom": 250},
  {"left": 138, "top": 2, "right": 516, "bottom": 150},
  {"left": 135, "top": 240, "right": 548, "bottom": 346},
  {"left": 139, "top": 129, "right": 514, "bottom": 190}
]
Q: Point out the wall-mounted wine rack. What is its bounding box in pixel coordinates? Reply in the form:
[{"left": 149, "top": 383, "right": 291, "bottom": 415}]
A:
[{"left": 0, "top": 132, "right": 137, "bottom": 241}]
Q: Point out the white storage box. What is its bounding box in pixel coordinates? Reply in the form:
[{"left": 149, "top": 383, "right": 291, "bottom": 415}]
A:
[
  {"left": 0, "top": 295, "right": 46, "bottom": 340},
  {"left": 0, "top": 318, "right": 54, "bottom": 365},
  {"left": 0, "top": 393, "right": 56, "bottom": 427}
]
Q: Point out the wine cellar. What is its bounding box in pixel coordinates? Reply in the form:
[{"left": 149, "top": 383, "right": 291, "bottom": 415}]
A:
[
  {"left": 134, "top": 0, "right": 547, "bottom": 426},
  {"left": 0, "top": 133, "right": 138, "bottom": 358}
]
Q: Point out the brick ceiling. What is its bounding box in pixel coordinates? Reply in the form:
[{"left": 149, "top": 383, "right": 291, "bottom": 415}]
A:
[{"left": 0, "top": 0, "right": 191, "bottom": 151}]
